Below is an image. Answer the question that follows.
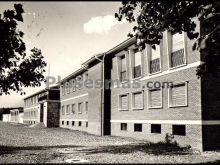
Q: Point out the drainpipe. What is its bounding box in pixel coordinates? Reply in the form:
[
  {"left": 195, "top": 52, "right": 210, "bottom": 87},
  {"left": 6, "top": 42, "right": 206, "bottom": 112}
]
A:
[{"left": 94, "top": 53, "right": 106, "bottom": 136}]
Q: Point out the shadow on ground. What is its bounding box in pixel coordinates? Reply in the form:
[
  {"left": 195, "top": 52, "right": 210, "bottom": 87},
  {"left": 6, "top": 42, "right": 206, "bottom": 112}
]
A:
[
  {"left": 0, "top": 145, "right": 83, "bottom": 155},
  {"left": 79, "top": 142, "right": 193, "bottom": 156}
]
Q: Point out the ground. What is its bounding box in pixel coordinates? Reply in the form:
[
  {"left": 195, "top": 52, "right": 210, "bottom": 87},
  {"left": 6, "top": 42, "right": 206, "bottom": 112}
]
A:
[{"left": 0, "top": 122, "right": 220, "bottom": 164}]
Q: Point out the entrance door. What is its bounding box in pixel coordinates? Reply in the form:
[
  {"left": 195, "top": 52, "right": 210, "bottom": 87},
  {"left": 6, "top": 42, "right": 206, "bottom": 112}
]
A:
[{"left": 40, "top": 103, "right": 44, "bottom": 122}]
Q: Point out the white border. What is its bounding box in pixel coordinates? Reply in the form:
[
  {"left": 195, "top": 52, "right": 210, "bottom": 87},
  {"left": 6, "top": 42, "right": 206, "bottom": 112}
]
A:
[
  {"left": 110, "top": 119, "right": 220, "bottom": 125},
  {"left": 61, "top": 93, "right": 88, "bottom": 102}
]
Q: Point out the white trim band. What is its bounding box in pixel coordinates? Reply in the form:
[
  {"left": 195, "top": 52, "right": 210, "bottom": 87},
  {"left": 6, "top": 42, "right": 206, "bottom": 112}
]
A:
[
  {"left": 60, "top": 119, "right": 88, "bottom": 122},
  {"left": 24, "top": 106, "right": 38, "bottom": 110},
  {"left": 110, "top": 119, "right": 220, "bottom": 125},
  {"left": 61, "top": 93, "right": 88, "bottom": 102}
]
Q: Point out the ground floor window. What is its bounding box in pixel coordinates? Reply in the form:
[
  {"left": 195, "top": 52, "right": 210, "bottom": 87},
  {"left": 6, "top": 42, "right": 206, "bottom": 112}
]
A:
[
  {"left": 62, "top": 121, "right": 64, "bottom": 125},
  {"left": 67, "top": 121, "right": 69, "bottom": 126},
  {"left": 86, "top": 122, "right": 88, "bottom": 127},
  {"left": 120, "top": 123, "right": 127, "bottom": 131},
  {"left": 72, "top": 121, "right": 75, "bottom": 126},
  {"left": 172, "top": 125, "right": 186, "bottom": 136},
  {"left": 151, "top": 124, "right": 161, "bottom": 134},
  {"left": 78, "top": 121, "right": 82, "bottom": 126},
  {"left": 134, "top": 123, "right": 142, "bottom": 132}
]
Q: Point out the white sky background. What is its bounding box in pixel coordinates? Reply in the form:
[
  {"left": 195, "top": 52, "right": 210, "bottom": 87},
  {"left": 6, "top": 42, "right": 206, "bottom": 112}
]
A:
[{"left": 0, "top": 1, "right": 135, "bottom": 107}]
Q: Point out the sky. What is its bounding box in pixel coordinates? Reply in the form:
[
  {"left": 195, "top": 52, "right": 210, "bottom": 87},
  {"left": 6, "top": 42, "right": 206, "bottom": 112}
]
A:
[{"left": 0, "top": 1, "right": 135, "bottom": 108}]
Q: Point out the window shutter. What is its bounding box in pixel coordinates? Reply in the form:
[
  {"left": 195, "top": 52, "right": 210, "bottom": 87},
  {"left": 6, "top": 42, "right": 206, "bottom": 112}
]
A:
[
  {"left": 150, "top": 89, "right": 161, "bottom": 107},
  {"left": 172, "top": 32, "right": 184, "bottom": 52},
  {"left": 121, "top": 55, "right": 126, "bottom": 71},
  {"left": 120, "top": 95, "right": 128, "bottom": 110},
  {"left": 133, "top": 92, "right": 143, "bottom": 109},
  {"left": 171, "top": 84, "right": 186, "bottom": 106},
  {"left": 134, "top": 51, "right": 142, "bottom": 66},
  {"left": 151, "top": 44, "right": 160, "bottom": 60}
]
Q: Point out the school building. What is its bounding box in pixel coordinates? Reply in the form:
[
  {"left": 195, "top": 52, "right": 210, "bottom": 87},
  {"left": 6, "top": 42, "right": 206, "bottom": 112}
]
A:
[
  {"left": 59, "top": 17, "right": 220, "bottom": 151},
  {"left": 23, "top": 85, "right": 60, "bottom": 127}
]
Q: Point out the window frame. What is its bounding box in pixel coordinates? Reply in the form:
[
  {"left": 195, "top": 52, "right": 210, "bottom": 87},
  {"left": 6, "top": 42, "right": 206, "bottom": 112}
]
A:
[
  {"left": 66, "top": 105, "right": 70, "bottom": 115},
  {"left": 172, "top": 125, "right": 186, "bottom": 136},
  {"left": 147, "top": 87, "right": 163, "bottom": 109},
  {"left": 120, "top": 123, "right": 128, "bottom": 131},
  {"left": 118, "top": 93, "right": 129, "bottom": 111},
  {"left": 134, "top": 123, "right": 142, "bottom": 132},
  {"left": 167, "top": 31, "right": 187, "bottom": 70},
  {"left": 131, "top": 49, "right": 143, "bottom": 80},
  {"left": 78, "top": 102, "right": 83, "bottom": 114},
  {"left": 131, "top": 91, "right": 144, "bottom": 110},
  {"left": 151, "top": 124, "right": 161, "bottom": 134},
  {"left": 71, "top": 104, "right": 75, "bottom": 114},
  {"left": 117, "top": 53, "right": 128, "bottom": 83},
  {"left": 168, "top": 81, "right": 188, "bottom": 108}
]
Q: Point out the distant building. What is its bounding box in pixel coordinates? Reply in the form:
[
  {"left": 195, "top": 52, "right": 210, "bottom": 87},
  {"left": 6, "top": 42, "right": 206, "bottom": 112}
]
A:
[
  {"left": 10, "top": 109, "right": 24, "bottom": 123},
  {"left": 23, "top": 86, "right": 60, "bottom": 127},
  {"left": 2, "top": 108, "right": 23, "bottom": 124}
]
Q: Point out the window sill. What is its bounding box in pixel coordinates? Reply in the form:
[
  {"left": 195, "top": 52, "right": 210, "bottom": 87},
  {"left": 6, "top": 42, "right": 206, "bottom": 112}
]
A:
[
  {"left": 148, "top": 70, "right": 162, "bottom": 76},
  {"left": 132, "top": 108, "right": 144, "bottom": 111},
  {"left": 148, "top": 106, "right": 163, "bottom": 109},
  {"left": 132, "top": 76, "right": 142, "bottom": 81},
  {"left": 119, "top": 109, "right": 129, "bottom": 111},
  {"left": 169, "top": 105, "right": 188, "bottom": 108},
  {"left": 169, "top": 63, "right": 187, "bottom": 70}
]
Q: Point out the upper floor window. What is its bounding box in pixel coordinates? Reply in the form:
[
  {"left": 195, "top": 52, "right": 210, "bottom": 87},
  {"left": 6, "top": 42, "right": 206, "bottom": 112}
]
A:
[
  {"left": 78, "top": 102, "right": 83, "bottom": 114},
  {"left": 85, "top": 101, "right": 88, "bottom": 114},
  {"left": 72, "top": 79, "right": 76, "bottom": 92},
  {"left": 133, "top": 49, "right": 142, "bottom": 79},
  {"left": 170, "top": 32, "right": 186, "bottom": 68},
  {"left": 66, "top": 81, "right": 70, "bottom": 94},
  {"left": 71, "top": 104, "right": 75, "bottom": 114},
  {"left": 169, "top": 82, "right": 188, "bottom": 107},
  {"left": 85, "top": 72, "right": 88, "bottom": 80},
  {"left": 149, "top": 44, "right": 161, "bottom": 74},
  {"left": 61, "top": 85, "right": 65, "bottom": 96},
  {"left": 61, "top": 106, "right": 65, "bottom": 115},
  {"left": 66, "top": 105, "right": 70, "bottom": 115},
  {"left": 118, "top": 54, "right": 127, "bottom": 82}
]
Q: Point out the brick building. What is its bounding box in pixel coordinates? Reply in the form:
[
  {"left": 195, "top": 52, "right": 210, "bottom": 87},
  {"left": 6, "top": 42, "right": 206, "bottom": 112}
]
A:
[
  {"left": 59, "top": 18, "right": 220, "bottom": 151},
  {"left": 23, "top": 85, "right": 60, "bottom": 127}
]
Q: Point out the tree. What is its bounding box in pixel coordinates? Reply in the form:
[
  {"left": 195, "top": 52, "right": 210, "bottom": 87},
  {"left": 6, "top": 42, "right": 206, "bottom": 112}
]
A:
[
  {"left": 0, "top": 4, "right": 47, "bottom": 95},
  {"left": 115, "top": 1, "right": 220, "bottom": 77}
]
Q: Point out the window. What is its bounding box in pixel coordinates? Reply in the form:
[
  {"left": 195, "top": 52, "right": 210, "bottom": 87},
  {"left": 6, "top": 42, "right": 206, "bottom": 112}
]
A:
[
  {"left": 134, "top": 123, "right": 142, "bottom": 132},
  {"left": 76, "top": 75, "right": 83, "bottom": 89},
  {"left": 86, "top": 122, "right": 88, "bottom": 127},
  {"left": 62, "top": 121, "right": 64, "bottom": 125},
  {"left": 66, "top": 121, "right": 69, "bottom": 126},
  {"left": 72, "top": 121, "right": 75, "bottom": 126},
  {"left": 169, "top": 82, "right": 187, "bottom": 107},
  {"left": 121, "top": 123, "right": 127, "bottom": 131},
  {"left": 148, "top": 88, "right": 162, "bottom": 108},
  {"left": 78, "top": 121, "right": 82, "bottom": 126},
  {"left": 66, "top": 105, "right": 70, "bottom": 115},
  {"left": 151, "top": 124, "right": 161, "bottom": 134},
  {"left": 119, "top": 94, "right": 129, "bottom": 111},
  {"left": 72, "top": 79, "right": 76, "bottom": 92},
  {"left": 132, "top": 91, "right": 144, "bottom": 110},
  {"left": 78, "top": 103, "right": 83, "bottom": 114},
  {"left": 170, "top": 32, "right": 185, "bottom": 68},
  {"left": 118, "top": 55, "right": 127, "bottom": 82},
  {"left": 172, "top": 125, "right": 186, "bottom": 136},
  {"left": 61, "top": 85, "right": 65, "bottom": 95},
  {"left": 149, "top": 44, "right": 161, "bottom": 74},
  {"left": 71, "top": 104, "right": 75, "bottom": 114},
  {"left": 66, "top": 81, "right": 70, "bottom": 94},
  {"left": 85, "top": 101, "right": 88, "bottom": 114},
  {"left": 133, "top": 49, "right": 142, "bottom": 79},
  {"left": 85, "top": 72, "right": 88, "bottom": 80},
  {"left": 61, "top": 106, "right": 65, "bottom": 115}
]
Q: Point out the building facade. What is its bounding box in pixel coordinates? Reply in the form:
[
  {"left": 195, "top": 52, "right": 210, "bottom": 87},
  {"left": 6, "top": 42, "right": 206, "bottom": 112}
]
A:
[
  {"left": 59, "top": 18, "right": 220, "bottom": 151},
  {"left": 23, "top": 86, "right": 60, "bottom": 127}
]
